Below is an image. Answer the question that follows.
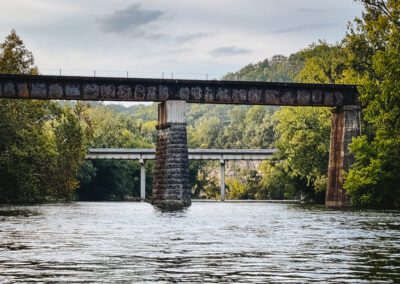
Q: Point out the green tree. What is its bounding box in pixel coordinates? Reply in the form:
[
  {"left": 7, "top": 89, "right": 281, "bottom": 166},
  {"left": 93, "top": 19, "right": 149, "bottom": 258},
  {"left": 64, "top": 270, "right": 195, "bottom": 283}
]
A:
[
  {"left": 295, "top": 41, "right": 347, "bottom": 84},
  {"left": 49, "top": 106, "right": 89, "bottom": 198},
  {"left": 257, "top": 161, "right": 302, "bottom": 200},
  {"left": 0, "top": 29, "right": 37, "bottom": 74},
  {"left": 343, "top": 0, "right": 400, "bottom": 207},
  {"left": 76, "top": 106, "right": 154, "bottom": 201},
  {"left": 272, "top": 107, "right": 331, "bottom": 201},
  {"left": 0, "top": 30, "right": 88, "bottom": 203},
  {"left": 243, "top": 106, "right": 275, "bottom": 149},
  {"left": 256, "top": 42, "right": 342, "bottom": 202},
  {"left": 223, "top": 55, "right": 301, "bottom": 82},
  {"left": 189, "top": 117, "right": 222, "bottom": 148}
]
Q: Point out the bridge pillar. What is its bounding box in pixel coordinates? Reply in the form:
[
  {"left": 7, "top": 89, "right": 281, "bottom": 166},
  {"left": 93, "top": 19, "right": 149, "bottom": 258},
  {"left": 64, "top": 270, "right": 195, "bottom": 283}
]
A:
[
  {"left": 220, "top": 159, "right": 225, "bottom": 201},
  {"left": 140, "top": 159, "right": 146, "bottom": 200},
  {"left": 326, "top": 106, "right": 361, "bottom": 208},
  {"left": 152, "top": 100, "right": 191, "bottom": 210}
]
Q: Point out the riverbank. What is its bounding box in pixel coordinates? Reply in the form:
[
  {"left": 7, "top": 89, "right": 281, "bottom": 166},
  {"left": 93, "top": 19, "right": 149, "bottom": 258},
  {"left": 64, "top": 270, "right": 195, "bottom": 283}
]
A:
[{"left": 192, "top": 199, "right": 301, "bottom": 204}]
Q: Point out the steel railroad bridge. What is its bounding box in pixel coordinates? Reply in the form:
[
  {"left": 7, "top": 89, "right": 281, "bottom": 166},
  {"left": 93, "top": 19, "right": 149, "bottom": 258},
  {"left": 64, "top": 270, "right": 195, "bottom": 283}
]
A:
[{"left": 0, "top": 74, "right": 361, "bottom": 210}]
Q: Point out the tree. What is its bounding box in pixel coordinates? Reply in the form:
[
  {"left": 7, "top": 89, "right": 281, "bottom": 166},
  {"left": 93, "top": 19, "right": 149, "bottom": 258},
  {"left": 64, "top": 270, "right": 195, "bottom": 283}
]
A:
[
  {"left": 189, "top": 117, "right": 222, "bottom": 148},
  {"left": 76, "top": 105, "right": 154, "bottom": 201},
  {"left": 343, "top": 0, "right": 400, "bottom": 207},
  {"left": 258, "top": 161, "right": 301, "bottom": 200},
  {"left": 254, "top": 42, "right": 343, "bottom": 202},
  {"left": 272, "top": 107, "right": 331, "bottom": 202},
  {"left": 243, "top": 106, "right": 275, "bottom": 149},
  {"left": 0, "top": 29, "right": 37, "bottom": 74},
  {"left": 223, "top": 55, "right": 300, "bottom": 82},
  {"left": 0, "top": 30, "right": 88, "bottom": 203},
  {"left": 295, "top": 41, "right": 347, "bottom": 84}
]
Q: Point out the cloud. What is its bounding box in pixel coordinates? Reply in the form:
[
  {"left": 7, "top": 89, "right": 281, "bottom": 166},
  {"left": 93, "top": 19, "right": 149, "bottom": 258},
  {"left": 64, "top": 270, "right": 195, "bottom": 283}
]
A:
[
  {"left": 96, "top": 4, "right": 165, "bottom": 34},
  {"left": 295, "top": 8, "right": 326, "bottom": 13},
  {"left": 274, "top": 22, "right": 339, "bottom": 34},
  {"left": 210, "top": 46, "right": 251, "bottom": 57},
  {"left": 174, "top": 32, "right": 211, "bottom": 43},
  {"left": 96, "top": 5, "right": 209, "bottom": 44}
]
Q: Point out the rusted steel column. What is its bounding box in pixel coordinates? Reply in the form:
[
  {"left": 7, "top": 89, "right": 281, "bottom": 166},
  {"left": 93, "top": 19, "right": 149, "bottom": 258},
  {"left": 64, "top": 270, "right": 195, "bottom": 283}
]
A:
[
  {"left": 326, "top": 106, "right": 361, "bottom": 208},
  {"left": 152, "top": 100, "right": 191, "bottom": 210}
]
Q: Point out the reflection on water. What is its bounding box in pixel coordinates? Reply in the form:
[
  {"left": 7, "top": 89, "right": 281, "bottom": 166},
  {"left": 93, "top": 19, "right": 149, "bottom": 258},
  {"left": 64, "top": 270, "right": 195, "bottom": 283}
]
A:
[
  {"left": 0, "top": 208, "right": 40, "bottom": 217},
  {"left": 0, "top": 202, "right": 399, "bottom": 283}
]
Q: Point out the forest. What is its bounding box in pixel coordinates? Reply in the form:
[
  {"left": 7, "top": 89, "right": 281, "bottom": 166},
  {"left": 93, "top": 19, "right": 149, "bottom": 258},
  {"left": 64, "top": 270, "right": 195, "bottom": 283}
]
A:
[{"left": 0, "top": 0, "right": 399, "bottom": 208}]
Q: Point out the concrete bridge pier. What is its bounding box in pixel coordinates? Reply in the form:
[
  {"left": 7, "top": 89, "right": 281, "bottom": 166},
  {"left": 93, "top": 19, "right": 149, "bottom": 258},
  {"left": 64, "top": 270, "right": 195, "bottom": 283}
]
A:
[
  {"left": 152, "top": 100, "right": 191, "bottom": 210},
  {"left": 220, "top": 159, "right": 225, "bottom": 201},
  {"left": 140, "top": 159, "right": 146, "bottom": 200},
  {"left": 326, "top": 105, "right": 361, "bottom": 208}
]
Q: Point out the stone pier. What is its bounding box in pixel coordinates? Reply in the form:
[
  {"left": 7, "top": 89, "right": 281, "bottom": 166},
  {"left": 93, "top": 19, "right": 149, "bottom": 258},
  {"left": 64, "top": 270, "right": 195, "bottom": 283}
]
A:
[
  {"left": 152, "top": 100, "right": 191, "bottom": 210},
  {"left": 326, "top": 106, "right": 361, "bottom": 208}
]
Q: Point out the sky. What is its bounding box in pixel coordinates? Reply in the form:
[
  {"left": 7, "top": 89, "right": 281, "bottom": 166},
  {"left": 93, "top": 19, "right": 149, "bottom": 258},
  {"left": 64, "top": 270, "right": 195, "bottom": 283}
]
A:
[{"left": 0, "top": 0, "right": 363, "bottom": 79}]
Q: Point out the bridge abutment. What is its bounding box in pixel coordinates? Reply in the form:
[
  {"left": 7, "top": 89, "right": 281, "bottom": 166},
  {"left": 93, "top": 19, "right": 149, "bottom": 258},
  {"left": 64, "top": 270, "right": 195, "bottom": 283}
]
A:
[
  {"left": 152, "top": 101, "right": 191, "bottom": 210},
  {"left": 326, "top": 105, "right": 361, "bottom": 208}
]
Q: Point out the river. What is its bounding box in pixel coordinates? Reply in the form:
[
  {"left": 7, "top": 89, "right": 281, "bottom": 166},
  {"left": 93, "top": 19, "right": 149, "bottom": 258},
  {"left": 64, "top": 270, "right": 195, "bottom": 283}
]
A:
[{"left": 0, "top": 202, "right": 399, "bottom": 283}]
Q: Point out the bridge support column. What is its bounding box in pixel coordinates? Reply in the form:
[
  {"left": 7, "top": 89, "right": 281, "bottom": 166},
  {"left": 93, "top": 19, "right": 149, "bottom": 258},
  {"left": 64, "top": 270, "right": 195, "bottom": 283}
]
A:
[
  {"left": 220, "top": 159, "right": 225, "bottom": 201},
  {"left": 140, "top": 159, "right": 146, "bottom": 200},
  {"left": 152, "top": 100, "right": 191, "bottom": 210},
  {"left": 326, "top": 106, "right": 361, "bottom": 208}
]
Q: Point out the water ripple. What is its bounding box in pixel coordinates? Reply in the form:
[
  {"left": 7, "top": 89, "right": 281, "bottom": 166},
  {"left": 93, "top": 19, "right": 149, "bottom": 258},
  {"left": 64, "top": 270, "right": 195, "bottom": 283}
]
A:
[{"left": 0, "top": 202, "right": 399, "bottom": 283}]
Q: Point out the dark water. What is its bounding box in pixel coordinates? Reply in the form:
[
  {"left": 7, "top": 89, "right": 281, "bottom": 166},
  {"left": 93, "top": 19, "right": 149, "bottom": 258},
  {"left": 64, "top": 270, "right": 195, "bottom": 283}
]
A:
[{"left": 0, "top": 202, "right": 399, "bottom": 283}]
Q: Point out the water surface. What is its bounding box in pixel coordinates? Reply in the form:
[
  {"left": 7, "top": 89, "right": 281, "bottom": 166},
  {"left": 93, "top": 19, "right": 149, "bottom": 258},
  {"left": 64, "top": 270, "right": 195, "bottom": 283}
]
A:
[{"left": 0, "top": 202, "right": 399, "bottom": 283}]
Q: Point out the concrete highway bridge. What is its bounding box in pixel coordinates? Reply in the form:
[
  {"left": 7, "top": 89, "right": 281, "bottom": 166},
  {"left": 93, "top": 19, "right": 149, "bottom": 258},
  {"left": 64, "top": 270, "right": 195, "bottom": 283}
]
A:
[
  {"left": 86, "top": 148, "right": 277, "bottom": 201},
  {"left": 0, "top": 74, "right": 361, "bottom": 210}
]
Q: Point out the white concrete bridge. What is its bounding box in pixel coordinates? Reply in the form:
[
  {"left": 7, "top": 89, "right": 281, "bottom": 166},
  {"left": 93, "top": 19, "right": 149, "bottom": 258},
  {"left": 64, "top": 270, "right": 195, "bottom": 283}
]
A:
[{"left": 86, "top": 148, "right": 277, "bottom": 201}]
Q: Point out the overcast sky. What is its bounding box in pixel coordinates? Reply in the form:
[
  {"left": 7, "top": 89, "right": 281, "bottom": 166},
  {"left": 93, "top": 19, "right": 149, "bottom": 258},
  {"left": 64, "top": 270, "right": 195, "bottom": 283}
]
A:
[{"left": 0, "top": 0, "right": 363, "bottom": 79}]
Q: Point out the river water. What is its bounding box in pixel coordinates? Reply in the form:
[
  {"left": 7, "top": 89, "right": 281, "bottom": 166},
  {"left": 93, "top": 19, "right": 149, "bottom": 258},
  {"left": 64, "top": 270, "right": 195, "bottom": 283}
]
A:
[{"left": 0, "top": 202, "right": 399, "bottom": 283}]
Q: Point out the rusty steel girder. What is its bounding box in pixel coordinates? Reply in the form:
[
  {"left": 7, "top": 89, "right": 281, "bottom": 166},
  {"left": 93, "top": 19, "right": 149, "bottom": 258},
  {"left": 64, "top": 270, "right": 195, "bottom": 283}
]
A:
[{"left": 0, "top": 74, "right": 359, "bottom": 106}]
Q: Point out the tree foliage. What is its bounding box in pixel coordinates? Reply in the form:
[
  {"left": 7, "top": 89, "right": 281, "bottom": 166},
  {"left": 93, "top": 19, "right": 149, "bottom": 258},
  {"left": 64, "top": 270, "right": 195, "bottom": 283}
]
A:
[
  {"left": 273, "top": 107, "right": 331, "bottom": 200},
  {"left": 76, "top": 105, "right": 155, "bottom": 201},
  {"left": 343, "top": 0, "right": 400, "bottom": 207},
  {"left": 223, "top": 55, "right": 303, "bottom": 82},
  {"left": 0, "top": 29, "right": 37, "bottom": 74},
  {"left": 0, "top": 30, "right": 88, "bottom": 203}
]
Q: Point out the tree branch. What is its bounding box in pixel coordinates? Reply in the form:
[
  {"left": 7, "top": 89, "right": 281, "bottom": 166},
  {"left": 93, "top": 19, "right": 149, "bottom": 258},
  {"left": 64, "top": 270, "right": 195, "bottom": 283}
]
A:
[{"left": 361, "top": 0, "right": 400, "bottom": 28}]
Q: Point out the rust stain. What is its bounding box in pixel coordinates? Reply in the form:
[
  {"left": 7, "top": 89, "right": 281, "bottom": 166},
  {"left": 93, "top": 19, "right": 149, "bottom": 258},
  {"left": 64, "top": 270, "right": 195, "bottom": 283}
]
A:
[{"left": 326, "top": 108, "right": 355, "bottom": 207}]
